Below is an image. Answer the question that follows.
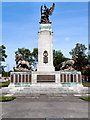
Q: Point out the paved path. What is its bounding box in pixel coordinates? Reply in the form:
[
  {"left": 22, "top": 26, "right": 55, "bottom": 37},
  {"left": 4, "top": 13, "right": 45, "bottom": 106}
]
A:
[{"left": 1, "top": 96, "right": 88, "bottom": 118}]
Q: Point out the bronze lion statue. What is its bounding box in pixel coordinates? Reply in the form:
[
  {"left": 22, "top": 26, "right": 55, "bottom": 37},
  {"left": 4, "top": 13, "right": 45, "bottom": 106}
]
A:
[
  {"left": 60, "top": 55, "right": 78, "bottom": 71},
  {"left": 14, "top": 54, "right": 31, "bottom": 72}
]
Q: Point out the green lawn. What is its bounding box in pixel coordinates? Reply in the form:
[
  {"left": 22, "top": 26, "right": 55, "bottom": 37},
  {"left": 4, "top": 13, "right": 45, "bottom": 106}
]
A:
[
  {"left": 80, "top": 97, "right": 90, "bottom": 101},
  {"left": 82, "top": 82, "right": 90, "bottom": 87},
  {"left": 0, "top": 96, "right": 16, "bottom": 102},
  {"left": 0, "top": 80, "right": 10, "bottom": 87}
]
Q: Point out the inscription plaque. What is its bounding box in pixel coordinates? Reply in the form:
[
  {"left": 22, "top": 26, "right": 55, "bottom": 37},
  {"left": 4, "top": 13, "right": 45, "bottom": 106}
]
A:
[
  {"left": 19, "top": 74, "right": 21, "bottom": 82},
  {"left": 15, "top": 75, "right": 18, "bottom": 83},
  {"left": 11, "top": 74, "right": 13, "bottom": 83},
  {"left": 78, "top": 74, "right": 81, "bottom": 82},
  {"left": 64, "top": 74, "right": 66, "bottom": 82},
  {"left": 29, "top": 75, "right": 31, "bottom": 83},
  {"left": 43, "top": 56, "right": 48, "bottom": 63},
  {"left": 22, "top": 75, "right": 24, "bottom": 83},
  {"left": 26, "top": 75, "right": 28, "bottom": 83},
  {"left": 74, "top": 75, "right": 76, "bottom": 82},
  {"left": 67, "top": 74, "right": 69, "bottom": 83},
  {"left": 37, "top": 75, "right": 55, "bottom": 82},
  {"left": 60, "top": 74, "right": 63, "bottom": 82},
  {"left": 71, "top": 74, "right": 73, "bottom": 82}
]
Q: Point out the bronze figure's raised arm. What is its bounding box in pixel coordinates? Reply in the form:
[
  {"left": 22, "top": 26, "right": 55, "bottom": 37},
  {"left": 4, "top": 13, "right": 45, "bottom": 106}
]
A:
[{"left": 40, "top": 3, "right": 55, "bottom": 24}]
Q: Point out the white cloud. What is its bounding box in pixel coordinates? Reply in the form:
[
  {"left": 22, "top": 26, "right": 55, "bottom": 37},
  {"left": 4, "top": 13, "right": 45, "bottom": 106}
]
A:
[{"left": 65, "top": 37, "right": 70, "bottom": 41}]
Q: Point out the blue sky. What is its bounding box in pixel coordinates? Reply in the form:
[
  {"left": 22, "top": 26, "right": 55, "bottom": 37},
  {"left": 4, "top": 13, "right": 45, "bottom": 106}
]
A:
[{"left": 2, "top": 2, "right": 88, "bottom": 71}]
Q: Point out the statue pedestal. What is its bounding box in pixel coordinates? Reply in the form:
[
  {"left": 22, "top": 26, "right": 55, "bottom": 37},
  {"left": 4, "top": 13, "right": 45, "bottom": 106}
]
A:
[{"left": 32, "top": 71, "right": 60, "bottom": 84}]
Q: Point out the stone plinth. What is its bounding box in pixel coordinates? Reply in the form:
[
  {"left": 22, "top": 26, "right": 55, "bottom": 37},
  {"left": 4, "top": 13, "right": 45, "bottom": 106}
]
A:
[
  {"left": 37, "top": 24, "right": 55, "bottom": 72},
  {"left": 10, "top": 71, "right": 83, "bottom": 87},
  {"left": 31, "top": 71, "right": 82, "bottom": 86},
  {"left": 32, "top": 71, "right": 60, "bottom": 84}
]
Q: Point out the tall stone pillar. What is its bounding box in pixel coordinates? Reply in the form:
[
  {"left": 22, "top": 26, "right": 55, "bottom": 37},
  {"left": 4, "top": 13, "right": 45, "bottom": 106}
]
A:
[{"left": 37, "top": 23, "right": 55, "bottom": 72}]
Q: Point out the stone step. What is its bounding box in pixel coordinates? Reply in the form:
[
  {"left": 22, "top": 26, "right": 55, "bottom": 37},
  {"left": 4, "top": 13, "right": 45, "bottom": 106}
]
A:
[{"left": 1, "top": 84, "right": 89, "bottom": 97}]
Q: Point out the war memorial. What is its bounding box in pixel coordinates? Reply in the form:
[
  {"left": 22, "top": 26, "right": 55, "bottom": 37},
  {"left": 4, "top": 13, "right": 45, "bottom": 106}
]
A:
[
  {"left": 9, "top": 3, "right": 88, "bottom": 95},
  {"left": 1, "top": 3, "right": 89, "bottom": 119}
]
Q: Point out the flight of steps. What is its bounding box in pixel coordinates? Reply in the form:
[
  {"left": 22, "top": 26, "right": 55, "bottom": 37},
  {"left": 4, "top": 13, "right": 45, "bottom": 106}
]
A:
[{"left": 1, "top": 83, "right": 89, "bottom": 97}]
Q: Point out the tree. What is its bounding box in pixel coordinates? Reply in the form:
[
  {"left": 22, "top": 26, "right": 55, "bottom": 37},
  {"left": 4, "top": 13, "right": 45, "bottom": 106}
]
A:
[
  {"left": 0, "top": 45, "right": 7, "bottom": 63},
  {"left": 15, "top": 48, "right": 32, "bottom": 66},
  {"left": 69, "top": 43, "right": 88, "bottom": 71},
  {"left": 15, "top": 48, "right": 32, "bottom": 62},
  {"left": 0, "top": 45, "right": 7, "bottom": 75},
  {"left": 53, "top": 50, "right": 67, "bottom": 70},
  {"left": 81, "top": 65, "right": 90, "bottom": 77}
]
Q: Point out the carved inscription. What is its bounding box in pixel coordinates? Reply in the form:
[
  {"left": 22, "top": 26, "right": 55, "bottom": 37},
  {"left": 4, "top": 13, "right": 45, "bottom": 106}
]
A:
[{"left": 37, "top": 75, "right": 55, "bottom": 82}]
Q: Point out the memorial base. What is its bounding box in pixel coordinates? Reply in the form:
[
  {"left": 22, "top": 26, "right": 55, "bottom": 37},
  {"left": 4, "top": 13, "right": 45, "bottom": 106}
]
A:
[
  {"left": 32, "top": 71, "right": 60, "bottom": 84},
  {"left": 10, "top": 71, "right": 82, "bottom": 87}
]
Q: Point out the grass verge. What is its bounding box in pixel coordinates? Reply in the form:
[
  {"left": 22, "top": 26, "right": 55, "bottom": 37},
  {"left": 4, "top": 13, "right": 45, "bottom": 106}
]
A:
[
  {"left": 82, "top": 82, "right": 90, "bottom": 86},
  {"left": 80, "top": 97, "right": 90, "bottom": 101},
  {"left": 0, "top": 80, "right": 10, "bottom": 87},
  {"left": 0, "top": 96, "right": 16, "bottom": 102}
]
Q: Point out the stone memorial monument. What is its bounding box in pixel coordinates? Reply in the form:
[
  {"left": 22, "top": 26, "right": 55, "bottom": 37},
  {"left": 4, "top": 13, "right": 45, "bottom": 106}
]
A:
[
  {"left": 10, "top": 3, "right": 82, "bottom": 87},
  {"left": 37, "top": 3, "right": 55, "bottom": 72},
  {"left": 32, "top": 3, "right": 60, "bottom": 84}
]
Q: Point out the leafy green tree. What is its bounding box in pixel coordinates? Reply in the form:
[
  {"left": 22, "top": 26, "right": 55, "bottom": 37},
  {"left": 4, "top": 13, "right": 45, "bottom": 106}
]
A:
[
  {"left": 69, "top": 43, "right": 88, "bottom": 71},
  {"left": 15, "top": 48, "right": 32, "bottom": 62},
  {"left": 0, "top": 45, "right": 7, "bottom": 63},
  {"left": 81, "top": 66, "right": 90, "bottom": 77},
  {"left": 53, "top": 50, "right": 67, "bottom": 70},
  {"left": 31, "top": 48, "right": 38, "bottom": 62},
  {"left": 15, "top": 48, "right": 32, "bottom": 67},
  {"left": 0, "top": 45, "right": 7, "bottom": 75}
]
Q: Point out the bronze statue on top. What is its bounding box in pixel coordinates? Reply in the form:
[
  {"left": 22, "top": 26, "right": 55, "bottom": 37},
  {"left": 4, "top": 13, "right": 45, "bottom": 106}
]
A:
[{"left": 40, "top": 3, "right": 55, "bottom": 24}]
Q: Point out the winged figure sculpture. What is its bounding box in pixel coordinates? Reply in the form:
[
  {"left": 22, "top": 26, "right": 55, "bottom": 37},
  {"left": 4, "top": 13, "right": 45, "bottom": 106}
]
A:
[{"left": 41, "top": 3, "right": 55, "bottom": 23}]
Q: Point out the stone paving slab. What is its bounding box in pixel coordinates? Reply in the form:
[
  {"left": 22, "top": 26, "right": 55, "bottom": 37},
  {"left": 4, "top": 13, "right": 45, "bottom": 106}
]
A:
[{"left": 1, "top": 96, "right": 88, "bottom": 118}]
